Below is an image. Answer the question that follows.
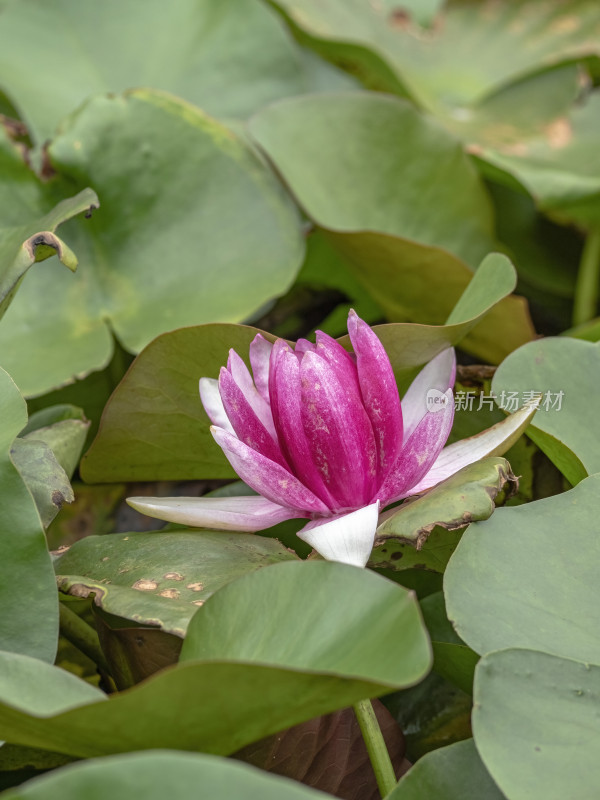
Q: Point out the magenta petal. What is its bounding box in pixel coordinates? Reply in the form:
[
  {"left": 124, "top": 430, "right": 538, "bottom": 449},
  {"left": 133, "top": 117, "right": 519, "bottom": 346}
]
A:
[
  {"left": 249, "top": 334, "right": 273, "bottom": 403},
  {"left": 212, "top": 426, "right": 329, "bottom": 514},
  {"left": 347, "top": 310, "right": 403, "bottom": 479},
  {"left": 218, "top": 368, "right": 287, "bottom": 468},
  {"left": 227, "top": 349, "right": 277, "bottom": 439},
  {"left": 126, "top": 495, "right": 302, "bottom": 531},
  {"left": 300, "top": 350, "right": 377, "bottom": 508},
  {"left": 315, "top": 330, "right": 361, "bottom": 393},
  {"left": 376, "top": 390, "right": 455, "bottom": 506},
  {"left": 269, "top": 344, "right": 337, "bottom": 509},
  {"left": 295, "top": 338, "right": 316, "bottom": 354},
  {"left": 199, "top": 377, "right": 235, "bottom": 434},
  {"left": 402, "top": 348, "right": 456, "bottom": 443}
]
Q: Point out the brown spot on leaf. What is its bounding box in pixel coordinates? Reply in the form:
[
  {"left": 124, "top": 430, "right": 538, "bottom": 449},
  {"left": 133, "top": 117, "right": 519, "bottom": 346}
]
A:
[
  {"left": 544, "top": 117, "right": 572, "bottom": 149},
  {"left": 187, "top": 582, "right": 204, "bottom": 592},
  {"left": 192, "top": 600, "right": 204, "bottom": 607},
  {"left": 51, "top": 490, "right": 65, "bottom": 508},
  {"left": 550, "top": 15, "right": 579, "bottom": 33},
  {"left": 158, "top": 588, "right": 180, "bottom": 599},
  {"left": 390, "top": 551, "right": 403, "bottom": 561},
  {"left": 132, "top": 579, "right": 158, "bottom": 592},
  {"left": 164, "top": 571, "right": 184, "bottom": 581}
]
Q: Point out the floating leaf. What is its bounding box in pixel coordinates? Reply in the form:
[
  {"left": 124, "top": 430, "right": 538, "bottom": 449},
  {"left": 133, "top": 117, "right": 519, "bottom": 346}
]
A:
[
  {"left": 0, "top": 562, "right": 431, "bottom": 759},
  {"left": 0, "top": 367, "right": 58, "bottom": 661},
  {"left": 389, "top": 738, "right": 506, "bottom": 799},
  {"left": 473, "top": 649, "right": 600, "bottom": 800},
  {"left": 55, "top": 530, "right": 299, "bottom": 636},
  {"left": 492, "top": 336, "right": 599, "bottom": 483},
  {"left": 444, "top": 474, "right": 600, "bottom": 665},
  {"left": 0, "top": 750, "right": 332, "bottom": 800},
  {"left": 0, "top": 0, "right": 315, "bottom": 146},
  {"left": 249, "top": 92, "right": 533, "bottom": 362},
  {"left": 11, "top": 438, "right": 73, "bottom": 528},
  {"left": 0, "top": 89, "right": 304, "bottom": 396}
]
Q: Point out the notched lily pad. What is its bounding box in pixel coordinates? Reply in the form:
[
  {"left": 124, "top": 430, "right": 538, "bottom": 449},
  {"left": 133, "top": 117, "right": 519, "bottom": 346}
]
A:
[
  {"left": 54, "top": 531, "right": 299, "bottom": 636},
  {"left": 370, "top": 458, "right": 516, "bottom": 569}
]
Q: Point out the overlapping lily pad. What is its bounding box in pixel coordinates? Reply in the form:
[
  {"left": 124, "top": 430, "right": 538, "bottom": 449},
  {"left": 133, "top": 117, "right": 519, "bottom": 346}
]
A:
[
  {"left": 55, "top": 530, "right": 299, "bottom": 636},
  {"left": 0, "top": 89, "right": 304, "bottom": 396},
  {"left": 0, "top": 561, "right": 431, "bottom": 759},
  {"left": 473, "top": 649, "right": 600, "bottom": 800},
  {"left": 444, "top": 474, "right": 600, "bottom": 664},
  {"left": 0, "top": 367, "right": 58, "bottom": 662},
  {"left": 0, "top": 0, "right": 314, "bottom": 146},
  {"left": 492, "top": 337, "right": 599, "bottom": 483},
  {"left": 249, "top": 92, "right": 534, "bottom": 362}
]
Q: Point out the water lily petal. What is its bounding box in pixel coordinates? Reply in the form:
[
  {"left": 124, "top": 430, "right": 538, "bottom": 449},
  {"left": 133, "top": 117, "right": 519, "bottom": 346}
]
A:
[
  {"left": 315, "top": 330, "right": 361, "bottom": 393},
  {"left": 408, "top": 395, "right": 540, "bottom": 496},
  {"left": 377, "top": 389, "right": 454, "bottom": 505},
  {"left": 227, "top": 349, "right": 277, "bottom": 439},
  {"left": 199, "top": 377, "right": 234, "bottom": 434},
  {"left": 297, "top": 501, "right": 380, "bottom": 568},
  {"left": 126, "top": 494, "right": 302, "bottom": 531},
  {"left": 347, "top": 310, "right": 403, "bottom": 479},
  {"left": 269, "top": 343, "right": 338, "bottom": 509},
  {"left": 401, "top": 348, "right": 456, "bottom": 443},
  {"left": 219, "top": 367, "right": 287, "bottom": 467},
  {"left": 295, "top": 338, "right": 316, "bottom": 354},
  {"left": 212, "top": 426, "right": 329, "bottom": 514},
  {"left": 300, "top": 349, "right": 377, "bottom": 507},
  {"left": 249, "top": 333, "right": 272, "bottom": 403}
]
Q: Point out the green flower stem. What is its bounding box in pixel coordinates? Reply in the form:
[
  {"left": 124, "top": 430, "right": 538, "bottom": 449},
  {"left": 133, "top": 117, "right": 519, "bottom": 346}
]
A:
[
  {"left": 573, "top": 228, "right": 600, "bottom": 327},
  {"left": 353, "top": 698, "right": 397, "bottom": 797},
  {"left": 58, "top": 601, "right": 111, "bottom": 676}
]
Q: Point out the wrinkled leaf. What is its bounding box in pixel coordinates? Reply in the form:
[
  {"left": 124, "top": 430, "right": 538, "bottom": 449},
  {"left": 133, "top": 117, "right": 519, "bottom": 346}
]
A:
[
  {"left": 444, "top": 474, "right": 600, "bottom": 665},
  {"left": 492, "top": 337, "right": 599, "bottom": 483},
  {"left": 0, "top": 89, "right": 304, "bottom": 396},
  {"left": 389, "top": 738, "right": 506, "bottom": 800},
  {"left": 55, "top": 530, "right": 299, "bottom": 636},
  {"left": 0, "top": 367, "right": 58, "bottom": 661},
  {"left": 0, "top": 751, "right": 332, "bottom": 800},
  {"left": 473, "top": 649, "right": 600, "bottom": 800},
  {"left": 0, "top": 562, "right": 431, "bottom": 758},
  {"left": 372, "top": 458, "right": 516, "bottom": 560},
  {"left": 11, "top": 438, "right": 73, "bottom": 528}
]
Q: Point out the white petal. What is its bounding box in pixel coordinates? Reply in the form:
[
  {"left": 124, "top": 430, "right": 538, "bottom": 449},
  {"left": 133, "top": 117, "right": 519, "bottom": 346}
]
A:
[
  {"left": 199, "top": 377, "right": 235, "bottom": 434},
  {"left": 126, "top": 495, "right": 301, "bottom": 532},
  {"left": 401, "top": 348, "right": 456, "bottom": 442},
  {"left": 408, "top": 395, "right": 540, "bottom": 495},
  {"left": 297, "top": 501, "right": 380, "bottom": 568}
]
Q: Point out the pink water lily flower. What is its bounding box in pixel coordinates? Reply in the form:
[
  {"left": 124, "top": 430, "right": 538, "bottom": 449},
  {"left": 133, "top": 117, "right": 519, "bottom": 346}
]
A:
[{"left": 128, "top": 311, "right": 537, "bottom": 568}]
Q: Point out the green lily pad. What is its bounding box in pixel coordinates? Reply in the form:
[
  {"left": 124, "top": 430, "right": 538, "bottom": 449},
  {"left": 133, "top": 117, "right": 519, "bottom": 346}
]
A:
[
  {"left": 55, "top": 530, "right": 299, "bottom": 636},
  {"left": 444, "top": 474, "right": 600, "bottom": 664},
  {"left": 21, "top": 416, "right": 89, "bottom": 480},
  {"left": 10, "top": 438, "right": 73, "bottom": 528},
  {"left": 0, "top": 0, "right": 313, "bottom": 146},
  {"left": 371, "top": 458, "right": 516, "bottom": 563},
  {"left": 473, "top": 649, "right": 600, "bottom": 800},
  {"left": 249, "top": 92, "right": 533, "bottom": 362},
  {"left": 0, "top": 129, "right": 97, "bottom": 319},
  {"left": 273, "top": 0, "right": 600, "bottom": 114},
  {"left": 491, "top": 337, "right": 599, "bottom": 484},
  {"left": 389, "top": 738, "right": 506, "bottom": 800},
  {"left": 0, "top": 89, "right": 304, "bottom": 396},
  {"left": 478, "top": 90, "right": 600, "bottom": 228},
  {"left": 0, "top": 561, "right": 431, "bottom": 759},
  {"left": 80, "top": 254, "right": 530, "bottom": 484},
  {"left": 0, "top": 750, "right": 331, "bottom": 800},
  {"left": 0, "top": 367, "right": 58, "bottom": 661}
]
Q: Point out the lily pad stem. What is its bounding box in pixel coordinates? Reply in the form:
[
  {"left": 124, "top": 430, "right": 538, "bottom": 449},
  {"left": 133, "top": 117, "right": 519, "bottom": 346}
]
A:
[
  {"left": 59, "top": 600, "right": 111, "bottom": 677},
  {"left": 573, "top": 228, "right": 600, "bottom": 327},
  {"left": 353, "top": 698, "right": 397, "bottom": 797}
]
